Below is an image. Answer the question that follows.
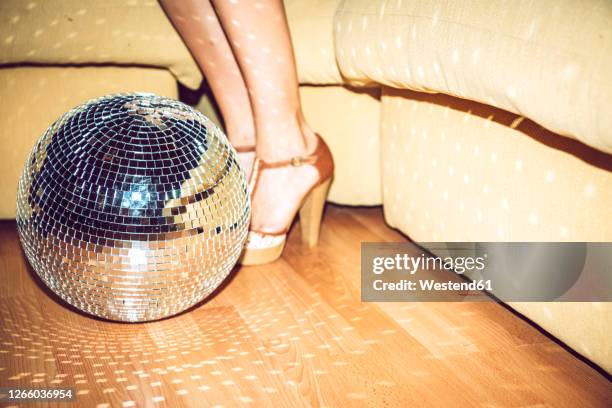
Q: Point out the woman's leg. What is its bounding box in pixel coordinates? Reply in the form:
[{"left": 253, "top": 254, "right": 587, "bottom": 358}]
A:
[
  {"left": 159, "top": 0, "right": 256, "bottom": 172},
  {"left": 209, "top": 0, "right": 316, "bottom": 161},
  {"left": 209, "top": 0, "right": 320, "bottom": 233}
]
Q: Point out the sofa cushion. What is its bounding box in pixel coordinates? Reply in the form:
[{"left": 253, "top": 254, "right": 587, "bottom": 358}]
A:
[
  {"left": 334, "top": 0, "right": 612, "bottom": 153},
  {"left": 285, "top": 0, "right": 344, "bottom": 84},
  {"left": 0, "top": 0, "right": 202, "bottom": 89}
]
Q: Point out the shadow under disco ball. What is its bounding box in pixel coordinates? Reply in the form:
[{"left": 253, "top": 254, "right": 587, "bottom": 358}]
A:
[{"left": 15, "top": 93, "right": 250, "bottom": 322}]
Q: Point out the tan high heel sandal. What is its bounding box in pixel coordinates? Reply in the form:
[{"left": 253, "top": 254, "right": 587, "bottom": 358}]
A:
[{"left": 240, "top": 134, "right": 334, "bottom": 266}]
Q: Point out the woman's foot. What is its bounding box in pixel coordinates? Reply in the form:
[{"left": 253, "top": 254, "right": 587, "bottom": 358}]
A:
[
  {"left": 240, "top": 133, "right": 334, "bottom": 265},
  {"left": 249, "top": 157, "right": 320, "bottom": 233},
  {"left": 250, "top": 126, "right": 318, "bottom": 234}
]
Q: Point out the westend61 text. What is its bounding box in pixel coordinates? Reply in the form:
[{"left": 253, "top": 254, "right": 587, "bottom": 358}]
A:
[{"left": 373, "top": 279, "right": 493, "bottom": 292}]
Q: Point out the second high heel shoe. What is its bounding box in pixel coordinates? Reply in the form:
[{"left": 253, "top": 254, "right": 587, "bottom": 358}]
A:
[
  {"left": 240, "top": 134, "right": 334, "bottom": 266},
  {"left": 234, "top": 144, "right": 256, "bottom": 182}
]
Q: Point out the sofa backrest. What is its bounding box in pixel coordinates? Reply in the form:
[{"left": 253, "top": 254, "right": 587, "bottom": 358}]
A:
[{"left": 0, "top": 0, "right": 202, "bottom": 89}]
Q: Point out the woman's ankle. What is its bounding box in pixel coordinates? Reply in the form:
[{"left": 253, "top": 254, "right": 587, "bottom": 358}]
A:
[
  {"left": 256, "top": 121, "right": 318, "bottom": 162},
  {"left": 226, "top": 125, "right": 256, "bottom": 149}
]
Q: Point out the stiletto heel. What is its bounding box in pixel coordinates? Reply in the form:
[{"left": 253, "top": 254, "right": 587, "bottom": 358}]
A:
[
  {"left": 299, "top": 178, "right": 332, "bottom": 247},
  {"left": 239, "top": 134, "right": 334, "bottom": 266}
]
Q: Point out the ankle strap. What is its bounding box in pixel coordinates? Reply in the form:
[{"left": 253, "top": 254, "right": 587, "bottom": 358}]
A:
[
  {"left": 257, "top": 153, "right": 318, "bottom": 169},
  {"left": 248, "top": 133, "right": 333, "bottom": 197},
  {"left": 234, "top": 144, "right": 256, "bottom": 153},
  {"left": 256, "top": 134, "right": 325, "bottom": 169}
]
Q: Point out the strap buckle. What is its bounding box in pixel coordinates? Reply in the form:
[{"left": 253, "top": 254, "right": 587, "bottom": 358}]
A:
[{"left": 290, "top": 156, "right": 306, "bottom": 166}]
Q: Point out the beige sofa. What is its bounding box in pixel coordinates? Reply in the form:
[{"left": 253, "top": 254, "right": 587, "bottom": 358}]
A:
[{"left": 0, "top": 0, "right": 610, "bottom": 372}]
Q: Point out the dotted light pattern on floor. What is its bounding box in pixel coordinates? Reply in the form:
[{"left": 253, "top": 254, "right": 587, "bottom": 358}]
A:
[{"left": 16, "top": 93, "right": 250, "bottom": 322}]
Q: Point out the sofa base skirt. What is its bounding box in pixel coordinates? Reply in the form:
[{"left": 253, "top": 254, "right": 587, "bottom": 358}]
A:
[
  {"left": 300, "top": 85, "right": 382, "bottom": 205},
  {"left": 380, "top": 86, "right": 611, "bottom": 373}
]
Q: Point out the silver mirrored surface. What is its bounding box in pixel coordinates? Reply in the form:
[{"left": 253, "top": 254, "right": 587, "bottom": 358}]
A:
[{"left": 16, "top": 93, "right": 250, "bottom": 322}]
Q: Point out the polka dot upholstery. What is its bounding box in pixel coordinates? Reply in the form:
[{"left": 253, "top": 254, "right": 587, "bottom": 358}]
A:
[
  {"left": 284, "top": 0, "right": 344, "bottom": 84},
  {"left": 382, "top": 88, "right": 612, "bottom": 242},
  {"left": 381, "top": 87, "right": 612, "bottom": 372},
  {"left": 0, "top": 0, "right": 345, "bottom": 89},
  {"left": 334, "top": 0, "right": 612, "bottom": 153},
  {"left": 0, "top": 0, "right": 202, "bottom": 89}
]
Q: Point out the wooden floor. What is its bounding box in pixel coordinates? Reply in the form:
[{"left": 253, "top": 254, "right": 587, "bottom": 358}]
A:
[{"left": 0, "top": 205, "right": 609, "bottom": 408}]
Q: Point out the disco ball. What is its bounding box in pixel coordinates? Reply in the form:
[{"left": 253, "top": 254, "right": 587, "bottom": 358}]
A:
[{"left": 16, "top": 93, "right": 250, "bottom": 322}]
